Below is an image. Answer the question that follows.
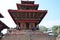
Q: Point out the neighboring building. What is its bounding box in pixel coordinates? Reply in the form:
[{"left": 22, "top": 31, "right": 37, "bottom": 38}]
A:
[
  {"left": 56, "top": 29, "right": 60, "bottom": 40},
  {"left": 0, "top": 13, "right": 4, "bottom": 18},
  {"left": 0, "top": 0, "right": 57, "bottom": 40},
  {"left": 0, "top": 13, "right": 8, "bottom": 40},
  {"left": 47, "top": 28, "right": 54, "bottom": 36},
  {"left": 0, "top": 13, "right": 9, "bottom": 32},
  {"left": 0, "top": 21, "right": 9, "bottom": 32},
  {"left": 0, "top": 21, "right": 9, "bottom": 39}
]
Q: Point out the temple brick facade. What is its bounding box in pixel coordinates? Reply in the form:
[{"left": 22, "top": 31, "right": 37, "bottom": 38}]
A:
[{"left": 2, "top": 30, "right": 56, "bottom": 40}]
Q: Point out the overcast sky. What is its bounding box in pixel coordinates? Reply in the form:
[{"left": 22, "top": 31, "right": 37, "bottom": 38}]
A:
[{"left": 0, "top": 0, "right": 60, "bottom": 29}]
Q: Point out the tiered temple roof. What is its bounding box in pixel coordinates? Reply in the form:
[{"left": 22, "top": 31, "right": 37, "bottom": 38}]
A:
[
  {"left": 16, "top": 4, "right": 39, "bottom": 10},
  {"left": 8, "top": 1, "right": 47, "bottom": 24},
  {"left": 8, "top": 0, "right": 47, "bottom": 30},
  {"left": 21, "top": 1, "right": 34, "bottom": 4}
]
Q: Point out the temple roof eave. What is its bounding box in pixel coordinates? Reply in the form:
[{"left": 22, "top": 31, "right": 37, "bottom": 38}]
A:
[
  {"left": 16, "top": 4, "right": 39, "bottom": 7},
  {"left": 8, "top": 10, "right": 47, "bottom": 24},
  {"left": 17, "top": 20, "right": 40, "bottom": 23},
  {"left": 8, "top": 10, "right": 47, "bottom": 13},
  {"left": 16, "top": 4, "right": 39, "bottom": 9}
]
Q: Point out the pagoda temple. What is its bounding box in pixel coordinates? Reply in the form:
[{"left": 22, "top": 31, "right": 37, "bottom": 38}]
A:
[
  {"left": 8, "top": 0, "right": 47, "bottom": 30},
  {"left": 0, "top": 13, "right": 9, "bottom": 32}
]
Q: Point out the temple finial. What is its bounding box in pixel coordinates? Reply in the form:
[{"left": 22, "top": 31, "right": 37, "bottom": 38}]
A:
[
  {"left": 21, "top": 0, "right": 34, "bottom": 1},
  {"left": 21, "top": 0, "right": 29, "bottom": 1}
]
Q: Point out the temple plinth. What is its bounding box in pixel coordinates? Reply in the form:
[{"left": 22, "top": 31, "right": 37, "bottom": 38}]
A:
[{"left": 8, "top": 0, "right": 47, "bottom": 30}]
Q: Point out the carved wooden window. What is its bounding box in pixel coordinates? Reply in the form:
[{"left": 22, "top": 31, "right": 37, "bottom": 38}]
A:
[
  {"left": 26, "top": 12, "right": 29, "bottom": 18},
  {"left": 21, "top": 12, "right": 25, "bottom": 18},
  {"left": 30, "top": 12, "right": 33, "bottom": 18}
]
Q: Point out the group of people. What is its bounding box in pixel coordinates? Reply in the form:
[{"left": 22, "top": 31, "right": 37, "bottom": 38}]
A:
[
  {"left": 32, "top": 26, "right": 39, "bottom": 31},
  {"left": 0, "top": 32, "right": 3, "bottom": 39},
  {"left": 15, "top": 24, "right": 39, "bottom": 31}
]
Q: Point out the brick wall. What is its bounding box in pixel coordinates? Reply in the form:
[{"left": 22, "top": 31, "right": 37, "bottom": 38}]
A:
[{"left": 1, "top": 29, "right": 56, "bottom": 40}]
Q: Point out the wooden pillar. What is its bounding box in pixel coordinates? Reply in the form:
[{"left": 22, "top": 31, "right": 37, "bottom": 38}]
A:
[{"left": 20, "top": 22, "right": 26, "bottom": 30}]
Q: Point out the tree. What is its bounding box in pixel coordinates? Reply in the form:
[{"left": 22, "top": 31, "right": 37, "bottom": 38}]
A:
[
  {"left": 39, "top": 26, "right": 48, "bottom": 32},
  {"left": 52, "top": 25, "right": 60, "bottom": 36}
]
